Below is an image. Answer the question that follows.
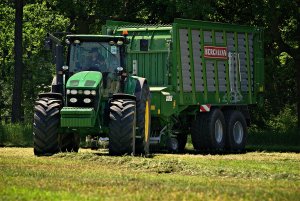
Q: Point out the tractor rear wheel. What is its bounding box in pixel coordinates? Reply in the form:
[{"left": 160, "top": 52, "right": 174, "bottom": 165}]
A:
[
  {"left": 109, "top": 99, "right": 136, "bottom": 155},
  {"left": 135, "top": 84, "right": 151, "bottom": 155},
  {"left": 191, "top": 109, "right": 225, "bottom": 152},
  {"left": 33, "top": 97, "right": 61, "bottom": 156}
]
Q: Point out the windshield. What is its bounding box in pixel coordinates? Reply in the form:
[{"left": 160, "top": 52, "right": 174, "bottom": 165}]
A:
[{"left": 69, "top": 42, "right": 121, "bottom": 73}]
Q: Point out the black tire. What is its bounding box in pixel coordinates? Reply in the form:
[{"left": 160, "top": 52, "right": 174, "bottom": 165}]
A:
[
  {"left": 224, "top": 110, "right": 247, "bottom": 152},
  {"left": 109, "top": 99, "right": 136, "bottom": 155},
  {"left": 33, "top": 97, "right": 61, "bottom": 156},
  {"left": 135, "top": 83, "right": 151, "bottom": 155},
  {"left": 191, "top": 109, "right": 226, "bottom": 151},
  {"left": 59, "top": 133, "right": 80, "bottom": 152},
  {"left": 177, "top": 133, "right": 188, "bottom": 152}
]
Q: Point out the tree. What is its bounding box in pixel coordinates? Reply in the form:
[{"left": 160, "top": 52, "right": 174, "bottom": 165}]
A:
[
  {"left": 0, "top": 1, "right": 70, "bottom": 122},
  {"left": 11, "top": 0, "right": 23, "bottom": 123}
]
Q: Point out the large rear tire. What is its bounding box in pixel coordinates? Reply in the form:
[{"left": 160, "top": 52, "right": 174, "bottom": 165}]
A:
[
  {"left": 109, "top": 99, "right": 136, "bottom": 155},
  {"left": 135, "top": 84, "right": 151, "bottom": 155},
  {"left": 33, "top": 97, "right": 61, "bottom": 156},
  {"left": 191, "top": 109, "right": 225, "bottom": 152},
  {"left": 224, "top": 110, "right": 247, "bottom": 152}
]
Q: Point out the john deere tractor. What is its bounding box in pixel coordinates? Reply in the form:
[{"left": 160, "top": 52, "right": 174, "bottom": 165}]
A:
[{"left": 33, "top": 33, "right": 150, "bottom": 156}]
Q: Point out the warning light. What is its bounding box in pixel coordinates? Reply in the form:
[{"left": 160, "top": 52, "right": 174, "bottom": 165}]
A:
[{"left": 122, "top": 30, "right": 128, "bottom": 36}]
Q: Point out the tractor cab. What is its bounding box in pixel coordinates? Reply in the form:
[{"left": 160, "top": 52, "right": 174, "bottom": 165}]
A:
[{"left": 65, "top": 35, "right": 126, "bottom": 96}]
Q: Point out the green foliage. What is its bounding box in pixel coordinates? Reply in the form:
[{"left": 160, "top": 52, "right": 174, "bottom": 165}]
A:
[
  {"left": 0, "top": 123, "right": 32, "bottom": 146},
  {"left": 247, "top": 126, "right": 300, "bottom": 152},
  {"left": 0, "top": 2, "right": 69, "bottom": 121},
  {"left": 267, "top": 105, "right": 298, "bottom": 132}
]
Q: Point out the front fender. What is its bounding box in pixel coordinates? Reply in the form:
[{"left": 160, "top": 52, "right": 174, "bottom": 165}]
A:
[{"left": 124, "top": 76, "right": 147, "bottom": 101}]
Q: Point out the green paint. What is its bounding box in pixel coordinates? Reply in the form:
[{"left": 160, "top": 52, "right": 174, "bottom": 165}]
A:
[
  {"left": 61, "top": 107, "right": 96, "bottom": 127},
  {"left": 245, "top": 33, "right": 253, "bottom": 103},
  {"left": 66, "top": 71, "right": 102, "bottom": 89},
  {"left": 200, "top": 29, "right": 208, "bottom": 102},
  {"left": 187, "top": 28, "right": 196, "bottom": 103},
  {"left": 125, "top": 76, "right": 138, "bottom": 95},
  {"left": 224, "top": 30, "right": 230, "bottom": 103}
]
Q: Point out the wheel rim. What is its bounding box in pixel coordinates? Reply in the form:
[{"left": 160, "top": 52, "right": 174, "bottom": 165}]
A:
[
  {"left": 214, "top": 119, "right": 223, "bottom": 143},
  {"left": 144, "top": 100, "right": 150, "bottom": 143},
  {"left": 233, "top": 121, "right": 243, "bottom": 144}
]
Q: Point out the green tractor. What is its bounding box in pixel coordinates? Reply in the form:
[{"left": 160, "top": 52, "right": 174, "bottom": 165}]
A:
[{"left": 33, "top": 33, "right": 151, "bottom": 156}]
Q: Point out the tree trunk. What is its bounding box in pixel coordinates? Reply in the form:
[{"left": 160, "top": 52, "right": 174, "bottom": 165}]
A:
[
  {"left": 11, "top": 0, "right": 23, "bottom": 123},
  {"left": 296, "top": 57, "right": 300, "bottom": 128}
]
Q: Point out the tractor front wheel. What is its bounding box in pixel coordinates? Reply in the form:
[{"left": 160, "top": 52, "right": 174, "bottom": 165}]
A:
[
  {"left": 109, "top": 99, "right": 136, "bottom": 155},
  {"left": 33, "top": 97, "right": 61, "bottom": 156}
]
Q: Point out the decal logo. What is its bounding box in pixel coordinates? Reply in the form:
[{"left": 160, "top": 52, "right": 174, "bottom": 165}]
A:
[
  {"left": 204, "top": 46, "right": 227, "bottom": 59},
  {"left": 166, "top": 96, "right": 173, "bottom": 102}
]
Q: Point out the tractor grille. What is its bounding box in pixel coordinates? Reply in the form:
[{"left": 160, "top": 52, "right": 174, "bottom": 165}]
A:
[{"left": 67, "top": 94, "right": 99, "bottom": 108}]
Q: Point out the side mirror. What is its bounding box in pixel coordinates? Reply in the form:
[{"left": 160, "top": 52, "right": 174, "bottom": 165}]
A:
[
  {"left": 62, "top": 65, "right": 69, "bottom": 71},
  {"left": 116, "top": 67, "right": 123, "bottom": 72}
]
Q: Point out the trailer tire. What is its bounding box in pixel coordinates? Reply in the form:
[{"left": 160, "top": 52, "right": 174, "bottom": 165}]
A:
[
  {"left": 191, "top": 109, "right": 225, "bottom": 151},
  {"left": 135, "top": 84, "right": 151, "bottom": 156},
  {"left": 59, "top": 133, "right": 80, "bottom": 152},
  {"left": 224, "top": 110, "right": 247, "bottom": 152},
  {"left": 109, "top": 99, "right": 136, "bottom": 155},
  {"left": 33, "top": 97, "right": 61, "bottom": 156}
]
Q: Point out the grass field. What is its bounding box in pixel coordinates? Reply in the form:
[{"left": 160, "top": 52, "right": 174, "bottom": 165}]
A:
[{"left": 0, "top": 148, "right": 299, "bottom": 201}]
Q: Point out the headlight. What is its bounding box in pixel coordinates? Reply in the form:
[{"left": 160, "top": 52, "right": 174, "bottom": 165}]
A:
[
  {"left": 78, "top": 90, "right": 83, "bottom": 95},
  {"left": 84, "top": 90, "right": 91, "bottom": 95},
  {"left": 91, "top": 90, "right": 96, "bottom": 96},
  {"left": 70, "top": 98, "right": 77, "bottom": 103},
  {"left": 83, "top": 98, "right": 91, "bottom": 103},
  {"left": 71, "top": 89, "right": 77, "bottom": 95},
  {"left": 66, "top": 89, "right": 70, "bottom": 94}
]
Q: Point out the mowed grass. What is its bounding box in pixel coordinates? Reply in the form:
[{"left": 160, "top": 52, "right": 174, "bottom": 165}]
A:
[{"left": 0, "top": 148, "right": 299, "bottom": 201}]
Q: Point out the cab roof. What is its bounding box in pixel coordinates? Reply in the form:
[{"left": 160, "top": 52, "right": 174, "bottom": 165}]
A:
[{"left": 66, "top": 35, "right": 125, "bottom": 42}]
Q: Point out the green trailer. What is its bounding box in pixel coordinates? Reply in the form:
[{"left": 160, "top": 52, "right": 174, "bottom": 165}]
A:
[
  {"left": 33, "top": 19, "right": 264, "bottom": 156},
  {"left": 103, "top": 18, "right": 264, "bottom": 152}
]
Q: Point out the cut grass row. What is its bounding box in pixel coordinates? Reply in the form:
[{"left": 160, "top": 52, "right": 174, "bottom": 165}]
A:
[{"left": 0, "top": 148, "right": 299, "bottom": 200}]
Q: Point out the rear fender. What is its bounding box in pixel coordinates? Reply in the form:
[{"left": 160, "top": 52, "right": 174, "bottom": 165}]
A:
[{"left": 38, "top": 92, "right": 63, "bottom": 102}]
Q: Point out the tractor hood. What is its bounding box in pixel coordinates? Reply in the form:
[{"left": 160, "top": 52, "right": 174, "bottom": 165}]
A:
[{"left": 66, "top": 71, "right": 102, "bottom": 89}]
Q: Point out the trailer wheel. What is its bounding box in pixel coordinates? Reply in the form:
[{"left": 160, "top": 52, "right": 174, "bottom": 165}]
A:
[
  {"left": 109, "top": 99, "right": 136, "bottom": 155},
  {"left": 135, "top": 84, "right": 151, "bottom": 155},
  {"left": 33, "top": 97, "right": 61, "bottom": 156},
  {"left": 59, "top": 133, "right": 80, "bottom": 152},
  {"left": 191, "top": 109, "right": 225, "bottom": 151},
  {"left": 224, "top": 111, "right": 247, "bottom": 152}
]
